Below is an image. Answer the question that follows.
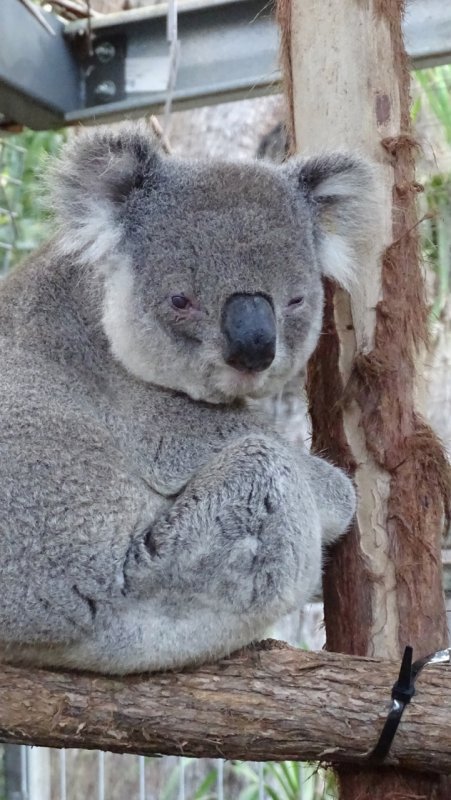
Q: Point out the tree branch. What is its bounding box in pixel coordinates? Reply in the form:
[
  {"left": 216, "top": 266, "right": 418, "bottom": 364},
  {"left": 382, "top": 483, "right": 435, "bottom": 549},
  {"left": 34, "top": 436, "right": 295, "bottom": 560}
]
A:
[{"left": 0, "top": 641, "right": 450, "bottom": 773}]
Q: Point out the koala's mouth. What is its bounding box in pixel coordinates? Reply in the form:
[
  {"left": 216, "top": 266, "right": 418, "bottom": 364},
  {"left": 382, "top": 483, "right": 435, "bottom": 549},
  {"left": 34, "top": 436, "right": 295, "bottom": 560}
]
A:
[
  {"left": 211, "top": 363, "right": 282, "bottom": 402},
  {"left": 230, "top": 368, "right": 265, "bottom": 388}
]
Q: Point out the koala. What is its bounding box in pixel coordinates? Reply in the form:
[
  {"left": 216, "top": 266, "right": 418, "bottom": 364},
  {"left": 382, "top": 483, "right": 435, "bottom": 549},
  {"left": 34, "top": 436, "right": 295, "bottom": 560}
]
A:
[{"left": 0, "top": 122, "right": 376, "bottom": 675}]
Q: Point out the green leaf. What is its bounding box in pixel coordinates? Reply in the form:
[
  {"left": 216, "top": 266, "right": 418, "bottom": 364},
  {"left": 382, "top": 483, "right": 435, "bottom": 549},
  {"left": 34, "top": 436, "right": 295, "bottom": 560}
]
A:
[{"left": 193, "top": 768, "right": 218, "bottom": 799}]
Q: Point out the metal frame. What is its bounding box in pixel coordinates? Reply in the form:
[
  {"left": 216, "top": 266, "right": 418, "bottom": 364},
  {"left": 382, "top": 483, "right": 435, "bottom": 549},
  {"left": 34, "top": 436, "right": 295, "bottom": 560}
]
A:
[
  {"left": 1, "top": 0, "right": 451, "bottom": 130},
  {"left": 64, "top": 0, "right": 280, "bottom": 126},
  {"left": 0, "top": 0, "right": 80, "bottom": 129}
]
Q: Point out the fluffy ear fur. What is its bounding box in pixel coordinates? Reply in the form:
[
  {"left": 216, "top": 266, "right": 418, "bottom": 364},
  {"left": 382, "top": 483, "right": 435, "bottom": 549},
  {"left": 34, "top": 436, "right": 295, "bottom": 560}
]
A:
[
  {"left": 291, "top": 154, "right": 379, "bottom": 289},
  {"left": 48, "top": 121, "right": 163, "bottom": 266}
]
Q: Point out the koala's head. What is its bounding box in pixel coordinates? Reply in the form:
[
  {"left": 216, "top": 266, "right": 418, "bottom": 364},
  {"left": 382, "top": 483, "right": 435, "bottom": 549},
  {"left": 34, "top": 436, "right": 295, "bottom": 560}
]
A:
[{"left": 50, "top": 122, "right": 378, "bottom": 404}]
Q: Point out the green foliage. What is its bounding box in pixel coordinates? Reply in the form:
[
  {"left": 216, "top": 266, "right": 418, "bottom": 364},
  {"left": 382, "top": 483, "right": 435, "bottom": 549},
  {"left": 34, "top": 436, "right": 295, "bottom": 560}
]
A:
[
  {"left": 185, "top": 760, "right": 338, "bottom": 800},
  {"left": 192, "top": 767, "right": 218, "bottom": 799},
  {"left": 233, "top": 762, "right": 337, "bottom": 800},
  {"left": 418, "top": 174, "right": 451, "bottom": 320},
  {"left": 0, "top": 128, "right": 65, "bottom": 272},
  {"left": 415, "top": 65, "right": 451, "bottom": 145},
  {"left": 413, "top": 66, "right": 451, "bottom": 320}
]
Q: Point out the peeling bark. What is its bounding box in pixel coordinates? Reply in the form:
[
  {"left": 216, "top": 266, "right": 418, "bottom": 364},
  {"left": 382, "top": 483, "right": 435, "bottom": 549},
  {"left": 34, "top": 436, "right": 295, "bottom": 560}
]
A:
[{"left": 277, "top": 0, "right": 451, "bottom": 797}]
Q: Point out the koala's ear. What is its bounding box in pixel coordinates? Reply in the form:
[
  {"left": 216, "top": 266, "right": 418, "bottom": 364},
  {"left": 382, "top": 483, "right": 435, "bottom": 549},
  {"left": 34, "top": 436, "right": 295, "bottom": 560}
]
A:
[
  {"left": 290, "top": 154, "right": 379, "bottom": 289},
  {"left": 49, "top": 121, "right": 163, "bottom": 265}
]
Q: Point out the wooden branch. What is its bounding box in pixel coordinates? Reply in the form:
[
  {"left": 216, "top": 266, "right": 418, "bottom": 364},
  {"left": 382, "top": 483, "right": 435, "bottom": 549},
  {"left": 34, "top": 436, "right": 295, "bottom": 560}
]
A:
[{"left": 1, "top": 642, "right": 451, "bottom": 773}]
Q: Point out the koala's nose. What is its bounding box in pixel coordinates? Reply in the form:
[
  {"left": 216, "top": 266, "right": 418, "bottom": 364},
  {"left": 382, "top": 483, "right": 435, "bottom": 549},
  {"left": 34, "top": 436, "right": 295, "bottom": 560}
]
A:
[{"left": 221, "top": 293, "right": 276, "bottom": 372}]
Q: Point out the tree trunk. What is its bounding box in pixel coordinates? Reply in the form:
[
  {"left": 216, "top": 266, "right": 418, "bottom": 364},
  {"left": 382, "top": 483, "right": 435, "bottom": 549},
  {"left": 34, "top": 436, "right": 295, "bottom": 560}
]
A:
[
  {"left": 1, "top": 643, "right": 451, "bottom": 773},
  {"left": 277, "top": 0, "right": 451, "bottom": 797}
]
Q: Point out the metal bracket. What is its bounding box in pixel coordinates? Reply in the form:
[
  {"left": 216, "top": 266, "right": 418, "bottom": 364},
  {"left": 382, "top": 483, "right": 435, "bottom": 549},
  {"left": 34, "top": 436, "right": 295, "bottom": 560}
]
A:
[{"left": 63, "top": 0, "right": 279, "bottom": 128}]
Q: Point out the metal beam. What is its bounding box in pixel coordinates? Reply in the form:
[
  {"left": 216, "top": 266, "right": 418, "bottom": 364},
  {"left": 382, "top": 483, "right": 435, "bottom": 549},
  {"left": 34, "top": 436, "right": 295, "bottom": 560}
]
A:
[
  {"left": 1, "top": 0, "right": 451, "bottom": 131},
  {"left": 63, "top": 0, "right": 279, "bottom": 125},
  {"left": 404, "top": 0, "right": 451, "bottom": 69},
  {"left": 0, "top": 0, "right": 80, "bottom": 129}
]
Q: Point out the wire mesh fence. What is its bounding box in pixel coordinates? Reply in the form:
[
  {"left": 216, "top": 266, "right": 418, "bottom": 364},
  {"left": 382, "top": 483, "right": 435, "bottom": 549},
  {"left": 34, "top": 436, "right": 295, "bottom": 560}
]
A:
[
  {"left": 0, "top": 138, "right": 26, "bottom": 274},
  {"left": 1, "top": 745, "right": 337, "bottom": 800}
]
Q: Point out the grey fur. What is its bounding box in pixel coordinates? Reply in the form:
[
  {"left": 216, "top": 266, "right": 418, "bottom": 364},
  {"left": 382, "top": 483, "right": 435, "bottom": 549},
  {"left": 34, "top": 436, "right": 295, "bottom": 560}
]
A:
[{"left": 0, "top": 122, "right": 376, "bottom": 674}]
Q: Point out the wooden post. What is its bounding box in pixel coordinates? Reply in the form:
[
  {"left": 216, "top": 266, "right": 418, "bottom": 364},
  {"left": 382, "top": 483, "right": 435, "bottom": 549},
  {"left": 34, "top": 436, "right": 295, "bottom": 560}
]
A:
[{"left": 277, "top": 0, "right": 451, "bottom": 797}]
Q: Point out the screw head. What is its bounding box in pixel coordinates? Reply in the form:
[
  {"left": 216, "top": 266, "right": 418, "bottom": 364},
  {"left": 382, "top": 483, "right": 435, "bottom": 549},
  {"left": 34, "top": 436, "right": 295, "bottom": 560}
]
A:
[
  {"left": 94, "top": 42, "right": 116, "bottom": 63},
  {"left": 94, "top": 80, "right": 117, "bottom": 100}
]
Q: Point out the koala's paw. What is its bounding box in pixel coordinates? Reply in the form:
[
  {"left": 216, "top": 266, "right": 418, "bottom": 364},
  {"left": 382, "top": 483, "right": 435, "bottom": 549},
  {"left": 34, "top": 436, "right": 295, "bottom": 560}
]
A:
[
  {"left": 209, "top": 435, "right": 323, "bottom": 616},
  {"left": 306, "top": 455, "right": 356, "bottom": 546}
]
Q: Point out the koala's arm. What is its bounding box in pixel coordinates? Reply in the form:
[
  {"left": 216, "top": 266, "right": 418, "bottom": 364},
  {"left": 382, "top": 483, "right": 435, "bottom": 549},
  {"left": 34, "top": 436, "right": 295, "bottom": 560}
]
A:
[
  {"left": 69, "top": 433, "right": 330, "bottom": 673},
  {"left": 250, "top": 392, "right": 355, "bottom": 544},
  {"left": 298, "top": 452, "right": 356, "bottom": 544},
  {"left": 100, "top": 438, "right": 354, "bottom": 674}
]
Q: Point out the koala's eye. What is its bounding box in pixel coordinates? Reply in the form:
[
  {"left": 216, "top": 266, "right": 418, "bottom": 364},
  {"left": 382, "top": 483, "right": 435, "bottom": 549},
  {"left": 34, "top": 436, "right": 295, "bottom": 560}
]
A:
[
  {"left": 171, "top": 295, "right": 191, "bottom": 311},
  {"left": 287, "top": 296, "right": 304, "bottom": 308}
]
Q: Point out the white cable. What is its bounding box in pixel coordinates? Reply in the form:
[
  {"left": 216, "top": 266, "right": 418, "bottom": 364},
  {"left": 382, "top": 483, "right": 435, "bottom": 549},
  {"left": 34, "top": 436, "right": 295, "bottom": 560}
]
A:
[
  {"left": 178, "top": 757, "right": 185, "bottom": 800},
  {"left": 59, "top": 750, "right": 67, "bottom": 800},
  {"left": 98, "top": 752, "right": 105, "bottom": 800},
  {"left": 217, "top": 760, "right": 224, "bottom": 800},
  {"left": 139, "top": 755, "right": 146, "bottom": 800},
  {"left": 163, "top": 0, "right": 180, "bottom": 133},
  {"left": 258, "top": 763, "right": 265, "bottom": 800}
]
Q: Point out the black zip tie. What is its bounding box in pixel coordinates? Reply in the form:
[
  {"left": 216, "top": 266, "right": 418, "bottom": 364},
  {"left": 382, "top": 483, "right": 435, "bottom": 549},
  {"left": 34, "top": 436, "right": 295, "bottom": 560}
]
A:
[{"left": 368, "top": 645, "right": 451, "bottom": 763}]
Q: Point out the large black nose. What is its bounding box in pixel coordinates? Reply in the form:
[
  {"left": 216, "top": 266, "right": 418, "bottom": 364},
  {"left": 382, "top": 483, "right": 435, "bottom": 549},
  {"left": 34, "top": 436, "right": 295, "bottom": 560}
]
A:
[{"left": 221, "top": 293, "right": 276, "bottom": 372}]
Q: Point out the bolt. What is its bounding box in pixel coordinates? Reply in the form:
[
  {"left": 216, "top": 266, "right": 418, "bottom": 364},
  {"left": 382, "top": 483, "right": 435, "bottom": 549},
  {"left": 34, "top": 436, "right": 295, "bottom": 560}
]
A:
[
  {"left": 95, "top": 42, "right": 116, "bottom": 63},
  {"left": 94, "top": 80, "right": 117, "bottom": 101}
]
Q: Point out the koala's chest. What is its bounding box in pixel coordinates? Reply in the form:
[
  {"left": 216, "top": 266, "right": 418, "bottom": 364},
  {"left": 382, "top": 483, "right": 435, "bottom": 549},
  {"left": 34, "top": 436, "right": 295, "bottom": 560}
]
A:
[{"left": 100, "top": 381, "right": 257, "bottom": 498}]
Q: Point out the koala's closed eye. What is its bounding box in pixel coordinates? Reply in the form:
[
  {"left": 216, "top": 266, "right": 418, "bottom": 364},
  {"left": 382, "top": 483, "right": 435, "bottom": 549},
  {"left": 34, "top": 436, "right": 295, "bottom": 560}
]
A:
[{"left": 287, "top": 295, "right": 304, "bottom": 309}]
